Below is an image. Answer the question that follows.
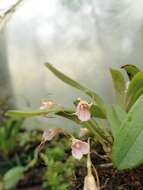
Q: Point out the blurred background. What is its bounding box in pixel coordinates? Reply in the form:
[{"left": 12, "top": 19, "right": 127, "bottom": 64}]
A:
[
  {"left": 0, "top": 0, "right": 143, "bottom": 129},
  {"left": 1, "top": 1, "right": 143, "bottom": 189}
]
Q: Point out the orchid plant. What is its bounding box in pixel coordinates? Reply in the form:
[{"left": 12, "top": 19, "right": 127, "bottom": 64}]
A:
[{"left": 6, "top": 63, "right": 143, "bottom": 174}]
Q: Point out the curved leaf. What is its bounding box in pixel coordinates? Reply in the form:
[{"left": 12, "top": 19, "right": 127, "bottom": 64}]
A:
[
  {"left": 6, "top": 106, "right": 80, "bottom": 123},
  {"left": 121, "top": 64, "right": 140, "bottom": 80},
  {"left": 112, "top": 95, "right": 143, "bottom": 169},
  {"left": 45, "top": 63, "right": 106, "bottom": 112},
  {"left": 126, "top": 71, "right": 143, "bottom": 110}
]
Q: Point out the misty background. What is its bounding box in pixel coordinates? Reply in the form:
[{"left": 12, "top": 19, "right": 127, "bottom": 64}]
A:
[{"left": 0, "top": 0, "right": 143, "bottom": 129}]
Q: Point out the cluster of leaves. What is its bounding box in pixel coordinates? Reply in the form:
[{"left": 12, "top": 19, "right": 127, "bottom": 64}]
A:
[{"left": 6, "top": 63, "right": 143, "bottom": 171}]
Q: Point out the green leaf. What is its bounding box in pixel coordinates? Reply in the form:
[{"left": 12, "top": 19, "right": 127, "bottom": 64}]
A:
[
  {"left": 110, "top": 68, "right": 126, "bottom": 106},
  {"left": 45, "top": 63, "right": 105, "bottom": 112},
  {"left": 126, "top": 71, "right": 143, "bottom": 110},
  {"left": 6, "top": 106, "right": 80, "bottom": 123},
  {"left": 112, "top": 95, "right": 143, "bottom": 169},
  {"left": 107, "top": 105, "right": 126, "bottom": 138},
  {"left": 121, "top": 64, "right": 140, "bottom": 80},
  {"left": 4, "top": 166, "right": 24, "bottom": 189},
  {"left": 90, "top": 104, "right": 106, "bottom": 119}
]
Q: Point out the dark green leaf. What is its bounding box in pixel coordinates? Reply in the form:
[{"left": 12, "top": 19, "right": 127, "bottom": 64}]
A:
[
  {"left": 126, "top": 71, "right": 143, "bottom": 110},
  {"left": 121, "top": 64, "right": 140, "bottom": 80},
  {"left": 90, "top": 104, "right": 106, "bottom": 119}
]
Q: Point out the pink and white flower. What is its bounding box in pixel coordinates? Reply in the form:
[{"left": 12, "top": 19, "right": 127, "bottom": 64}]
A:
[
  {"left": 40, "top": 100, "right": 54, "bottom": 110},
  {"left": 71, "top": 139, "right": 89, "bottom": 160},
  {"left": 42, "top": 128, "right": 63, "bottom": 142},
  {"left": 75, "top": 100, "right": 91, "bottom": 121}
]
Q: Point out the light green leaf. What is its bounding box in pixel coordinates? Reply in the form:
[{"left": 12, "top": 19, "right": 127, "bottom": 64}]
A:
[
  {"left": 4, "top": 166, "right": 24, "bottom": 189},
  {"left": 126, "top": 71, "right": 143, "bottom": 110},
  {"left": 45, "top": 63, "right": 105, "bottom": 112},
  {"left": 107, "top": 105, "right": 126, "bottom": 138},
  {"left": 121, "top": 64, "right": 140, "bottom": 80},
  {"left": 112, "top": 95, "right": 143, "bottom": 169},
  {"left": 6, "top": 106, "right": 80, "bottom": 123},
  {"left": 110, "top": 68, "right": 126, "bottom": 107}
]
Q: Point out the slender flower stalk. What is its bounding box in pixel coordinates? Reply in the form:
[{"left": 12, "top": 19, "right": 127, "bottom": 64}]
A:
[{"left": 83, "top": 139, "right": 99, "bottom": 190}]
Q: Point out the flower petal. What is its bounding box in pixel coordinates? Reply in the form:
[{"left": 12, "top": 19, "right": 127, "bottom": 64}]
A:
[
  {"left": 72, "top": 148, "right": 83, "bottom": 160},
  {"left": 80, "top": 142, "right": 90, "bottom": 155},
  {"left": 77, "top": 110, "right": 91, "bottom": 121},
  {"left": 76, "top": 100, "right": 91, "bottom": 121}
]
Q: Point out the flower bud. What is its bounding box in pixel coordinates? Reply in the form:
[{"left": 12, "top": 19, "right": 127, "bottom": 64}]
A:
[
  {"left": 83, "top": 174, "right": 98, "bottom": 190},
  {"left": 40, "top": 100, "right": 54, "bottom": 110}
]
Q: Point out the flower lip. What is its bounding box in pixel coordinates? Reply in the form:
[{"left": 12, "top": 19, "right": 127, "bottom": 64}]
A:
[
  {"left": 71, "top": 139, "right": 89, "bottom": 160},
  {"left": 75, "top": 100, "right": 91, "bottom": 122}
]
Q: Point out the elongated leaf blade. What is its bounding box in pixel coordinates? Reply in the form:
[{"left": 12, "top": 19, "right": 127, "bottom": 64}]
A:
[
  {"left": 121, "top": 64, "right": 140, "bottom": 80},
  {"left": 107, "top": 105, "right": 126, "bottom": 138},
  {"left": 45, "top": 63, "right": 105, "bottom": 112},
  {"left": 110, "top": 68, "right": 126, "bottom": 106},
  {"left": 6, "top": 105, "right": 80, "bottom": 121},
  {"left": 112, "top": 95, "right": 143, "bottom": 169},
  {"left": 126, "top": 71, "right": 143, "bottom": 110}
]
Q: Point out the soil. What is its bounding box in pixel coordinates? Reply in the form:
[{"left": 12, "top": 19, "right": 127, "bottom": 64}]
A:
[
  {"left": 16, "top": 153, "right": 143, "bottom": 190},
  {"left": 70, "top": 151, "right": 143, "bottom": 190}
]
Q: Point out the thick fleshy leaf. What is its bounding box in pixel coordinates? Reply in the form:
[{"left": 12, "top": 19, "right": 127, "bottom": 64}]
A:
[
  {"left": 107, "top": 105, "right": 126, "bottom": 138},
  {"left": 110, "top": 68, "right": 126, "bottom": 106},
  {"left": 45, "top": 63, "right": 105, "bottom": 112},
  {"left": 6, "top": 105, "right": 79, "bottom": 123},
  {"left": 112, "top": 95, "right": 143, "bottom": 169},
  {"left": 90, "top": 104, "right": 106, "bottom": 119},
  {"left": 126, "top": 71, "right": 143, "bottom": 110},
  {"left": 121, "top": 64, "right": 140, "bottom": 80}
]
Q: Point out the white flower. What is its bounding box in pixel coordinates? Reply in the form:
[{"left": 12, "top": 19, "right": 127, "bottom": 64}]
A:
[
  {"left": 75, "top": 100, "right": 91, "bottom": 121},
  {"left": 71, "top": 139, "right": 89, "bottom": 160}
]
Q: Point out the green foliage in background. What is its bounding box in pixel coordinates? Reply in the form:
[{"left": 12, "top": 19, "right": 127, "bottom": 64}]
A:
[
  {"left": 0, "top": 115, "right": 81, "bottom": 189},
  {"left": 41, "top": 138, "right": 78, "bottom": 190}
]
